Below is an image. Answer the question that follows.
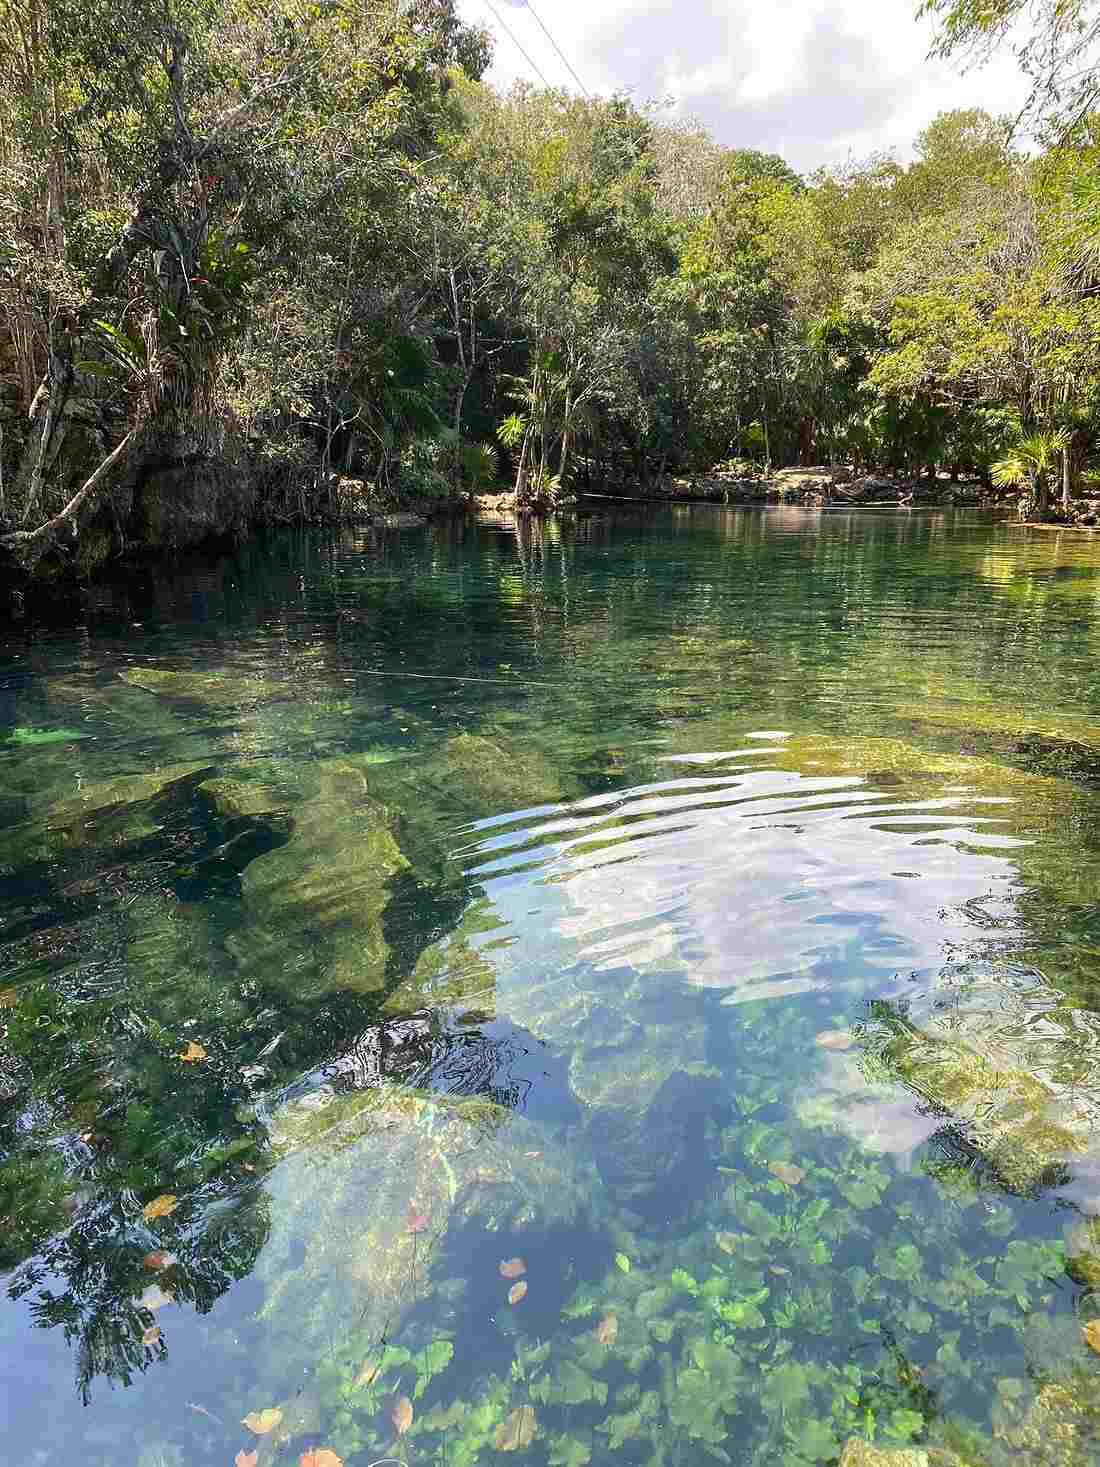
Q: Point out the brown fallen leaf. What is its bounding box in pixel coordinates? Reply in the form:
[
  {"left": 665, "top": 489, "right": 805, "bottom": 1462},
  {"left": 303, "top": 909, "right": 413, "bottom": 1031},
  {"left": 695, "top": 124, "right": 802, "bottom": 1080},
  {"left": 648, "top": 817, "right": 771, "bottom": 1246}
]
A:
[
  {"left": 1084, "top": 1320, "right": 1100, "bottom": 1355},
  {"left": 496, "top": 1406, "right": 538, "bottom": 1451},
  {"left": 143, "top": 1250, "right": 176, "bottom": 1271},
  {"left": 815, "top": 1029, "right": 856, "bottom": 1051},
  {"left": 300, "top": 1451, "right": 343, "bottom": 1467},
  {"left": 499, "top": 1257, "right": 527, "bottom": 1279},
  {"left": 768, "top": 1161, "right": 806, "bottom": 1186},
  {"left": 242, "top": 1408, "right": 284, "bottom": 1436},
  {"left": 392, "top": 1396, "right": 414, "bottom": 1436},
  {"left": 508, "top": 1280, "right": 528, "bottom": 1305},
  {"left": 141, "top": 1324, "right": 161, "bottom": 1347},
  {"left": 235, "top": 1453, "right": 258, "bottom": 1467},
  {"left": 0, "top": 986, "right": 17, "bottom": 1008},
  {"left": 142, "top": 1194, "right": 179, "bottom": 1222},
  {"left": 406, "top": 1205, "right": 429, "bottom": 1234},
  {"left": 179, "top": 1041, "right": 207, "bottom": 1062},
  {"left": 595, "top": 1314, "right": 618, "bottom": 1345},
  {"left": 715, "top": 1231, "right": 740, "bottom": 1255},
  {"left": 354, "top": 1359, "right": 379, "bottom": 1388}
]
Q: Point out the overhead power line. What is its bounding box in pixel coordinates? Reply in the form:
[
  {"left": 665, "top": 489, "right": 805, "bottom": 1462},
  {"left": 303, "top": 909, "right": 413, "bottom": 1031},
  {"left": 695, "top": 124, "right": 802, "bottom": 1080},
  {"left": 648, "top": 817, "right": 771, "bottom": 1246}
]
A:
[
  {"left": 480, "top": 0, "right": 553, "bottom": 88},
  {"left": 520, "top": 0, "right": 590, "bottom": 97}
]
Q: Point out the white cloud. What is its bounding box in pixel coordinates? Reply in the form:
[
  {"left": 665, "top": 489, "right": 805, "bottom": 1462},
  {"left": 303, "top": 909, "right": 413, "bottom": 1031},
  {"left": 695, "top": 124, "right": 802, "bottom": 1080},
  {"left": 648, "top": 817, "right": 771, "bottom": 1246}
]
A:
[{"left": 457, "top": 0, "right": 1029, "bottom": 172}]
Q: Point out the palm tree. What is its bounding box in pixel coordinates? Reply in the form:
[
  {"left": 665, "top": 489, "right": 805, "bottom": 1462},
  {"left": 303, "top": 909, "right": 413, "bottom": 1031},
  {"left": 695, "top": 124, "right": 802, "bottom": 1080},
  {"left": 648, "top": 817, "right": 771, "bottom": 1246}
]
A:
[{"left": 991, "top": 428, "right": 1070, "bottom": 519}]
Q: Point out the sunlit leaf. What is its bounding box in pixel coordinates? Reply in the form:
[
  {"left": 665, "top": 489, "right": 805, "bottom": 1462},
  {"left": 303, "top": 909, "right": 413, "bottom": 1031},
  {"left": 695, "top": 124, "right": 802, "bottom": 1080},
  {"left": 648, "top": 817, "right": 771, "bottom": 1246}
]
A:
[
  {"left": 614, "top": 1252, "right": 631, "bottom": 1273},
  {"left": 508, "top": 1280, "right": 528, "bottom": 1304},
  {"left": 392, "top": 1396, "right": 414, "bottom": 1436},
  {"left": 242, "top": 1408, "right": 284, "bottom": 1435},
  {"left": 595, "top": 1314, "right": 618, "bottom": 1345},
  {"left": 500, "top": 1258, "right": 527, "bottom": 1279},
  {"left": 299, "top": 1451, "right": 343, "bottom": 1467},
  {"left": 715, "top": 1231, "right": 740, "bottom": 1254},
  {"left": 235, "top": 1453, "right": 258, "bottom": 1467},
  {"left": 143, "top": 1250, "right": 176, "bottom": 1270},
  {"left": 142, "top": 1194, "right": 179, "bottom": 1221},
  {"left": 1084, "top": 1320, "right": 1100, "bottom": 1355},
  {"left": 139, "top": 1284, "right": 174, "bottom": 1310},
  {"left": 179, "top": 1041, "right": 208, "bottom": 1062},
  {"left": 496, "top": 1406, "right": 538, "bottom": 1451},
  {"left": 141, "top": 1325, "right": 161, "bottom": 1347},
  {"left": 768, "top": 1161, "right": 806, "bottom": 1186}
]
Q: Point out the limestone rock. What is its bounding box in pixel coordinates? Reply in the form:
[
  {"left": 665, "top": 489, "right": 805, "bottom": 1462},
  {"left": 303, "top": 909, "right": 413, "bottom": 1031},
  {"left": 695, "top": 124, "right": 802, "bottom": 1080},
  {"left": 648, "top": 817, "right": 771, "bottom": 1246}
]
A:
[{"left": 227, "top": 758, "right": 407, "bottom": 995}]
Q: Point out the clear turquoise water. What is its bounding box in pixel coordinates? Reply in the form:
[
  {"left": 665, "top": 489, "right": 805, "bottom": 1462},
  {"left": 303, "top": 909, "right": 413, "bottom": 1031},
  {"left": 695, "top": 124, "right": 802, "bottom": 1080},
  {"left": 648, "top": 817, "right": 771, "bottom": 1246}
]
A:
[{"left": 5, "top": 508, "right": 1100, "bottom": 1465}]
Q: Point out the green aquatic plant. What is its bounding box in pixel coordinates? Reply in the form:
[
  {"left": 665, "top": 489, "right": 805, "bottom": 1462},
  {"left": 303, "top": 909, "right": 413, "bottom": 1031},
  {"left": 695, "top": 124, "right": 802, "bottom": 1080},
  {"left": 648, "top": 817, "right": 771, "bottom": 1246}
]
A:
[{"left": 4, "top": 725, "right": 88, "bottom": 746}]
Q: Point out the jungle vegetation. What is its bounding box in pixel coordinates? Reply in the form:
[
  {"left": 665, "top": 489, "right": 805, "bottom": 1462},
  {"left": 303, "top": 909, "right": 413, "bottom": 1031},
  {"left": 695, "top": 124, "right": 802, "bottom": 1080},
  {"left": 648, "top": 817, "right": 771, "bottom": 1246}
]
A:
[{"left": 4, "top": 0, "right": 1100, "bottom": 572}]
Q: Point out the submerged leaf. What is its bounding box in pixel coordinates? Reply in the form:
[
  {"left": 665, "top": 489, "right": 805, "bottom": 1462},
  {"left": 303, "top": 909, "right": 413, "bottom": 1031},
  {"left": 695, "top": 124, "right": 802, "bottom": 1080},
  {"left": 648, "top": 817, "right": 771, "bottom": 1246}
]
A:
[
  {"left": 179, "top": 1041, "right": 208, "bottom": 1062},
  {"left": 141, "top": 1324, "right": 161, "bottom": 1347},
  {"left": 242, "top": 1408, "right": 284, "bottom": 1436},
  {"left": 768, "top": 1161, "right": 806, "bottom": 1186},
  {"left": 614, "top": 1252, "right": 631, "bottom": 1273},
  {"left": 142, "top": 1194, "right": 179, "bottom": 1221},
  {"left": 355, "top": 1359, "right": 379, "bottom": 1388},
  {"left": 1084, "top": 1320, "right": 1100, "bottom": 1355},
  {"left": 508, "top": 1280, "right": 528, "bottom": 1305},
  {"left": 496, "top": 1406, "right": 538, "bottom": 1451},
  {"left": 500, "top": 1257, "right": 527, "bottom": 1279},
  {"left": 715, "top": 1231, "right": 740, "bottom": 1255},
  {"left": 392, "top": 1396, "right": 414, "bottom": 1436},
  {"left": 300, "top": 1452, "right": 343, "bottom": 1467},
  {"left": 815, "top": 1029, "right": 856, "bottom": 1051},
  {"left": 595, "top": 1314, "right": 618, "bottom": 1345}
]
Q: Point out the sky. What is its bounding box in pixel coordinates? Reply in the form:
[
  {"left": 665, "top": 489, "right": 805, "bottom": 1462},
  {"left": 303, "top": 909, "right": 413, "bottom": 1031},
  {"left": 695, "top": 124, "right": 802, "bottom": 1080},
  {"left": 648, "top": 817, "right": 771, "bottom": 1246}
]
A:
[{"left": 455, "top": 0, "right": 1030, "bottom": 174}]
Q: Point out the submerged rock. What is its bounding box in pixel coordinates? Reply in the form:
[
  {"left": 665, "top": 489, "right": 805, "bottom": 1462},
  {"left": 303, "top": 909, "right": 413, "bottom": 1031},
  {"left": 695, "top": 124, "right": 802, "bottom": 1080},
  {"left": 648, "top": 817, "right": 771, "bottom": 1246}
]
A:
[
  {"left": 227, "top": 758, "right": 407, "bottom": 995},
  {"left": 254, "top": 1082, "right": 596, "bottom": 1377}
]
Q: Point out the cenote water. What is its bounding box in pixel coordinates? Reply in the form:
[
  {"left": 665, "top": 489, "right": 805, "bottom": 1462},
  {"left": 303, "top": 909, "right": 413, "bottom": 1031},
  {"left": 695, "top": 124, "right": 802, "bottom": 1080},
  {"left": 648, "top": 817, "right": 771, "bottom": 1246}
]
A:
[{"left": 10, "top": 506, "right": 1100, "bottom": 1467}]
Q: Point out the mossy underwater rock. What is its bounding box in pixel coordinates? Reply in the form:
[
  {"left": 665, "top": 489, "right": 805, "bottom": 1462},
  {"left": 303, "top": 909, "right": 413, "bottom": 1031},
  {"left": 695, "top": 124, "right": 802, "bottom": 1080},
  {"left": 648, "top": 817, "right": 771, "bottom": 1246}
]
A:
[
  {"left": 119, "top": 666, "right": 285, "bottom": 707},
  {"left": 839, "top": 1444, "right": 964, "bottom": 1467},
  {"left": 227, "top": 758, "right": 407, "bottom": 995},
  {"left": 0, "top": 759, "right": 214, "bottom": 866},
  {"left": 254, "top": 1082, "right": 596, "bottom": 1377}
]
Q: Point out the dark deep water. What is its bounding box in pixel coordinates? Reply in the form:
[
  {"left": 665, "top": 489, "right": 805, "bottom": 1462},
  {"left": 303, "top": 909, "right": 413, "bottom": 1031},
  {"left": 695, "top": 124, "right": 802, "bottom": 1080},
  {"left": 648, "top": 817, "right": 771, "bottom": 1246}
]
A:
[{"left": 5, "top": 506, "right": 1100, "bottom": 1465}]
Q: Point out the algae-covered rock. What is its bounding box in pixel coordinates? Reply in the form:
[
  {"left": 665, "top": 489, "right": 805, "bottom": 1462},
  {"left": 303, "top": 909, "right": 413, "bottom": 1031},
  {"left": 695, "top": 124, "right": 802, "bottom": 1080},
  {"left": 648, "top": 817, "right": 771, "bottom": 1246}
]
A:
[
  {"left": 197, "top": 778, "right": 287, "bottom": 821},
  {"left": 0, "top": 760, "right": 214, "bottom": 865},
  {"left": 119, "top": 666, "right": 285, "bottom": 706},
  {"left": 839, "top": 1444, "right": 934, "bottom": 1467},
  {"left": 254, "top": 1082, "right": 597, "bottom": 1377},
  {"left": 227, "top": 759, "right": 407, "bottom": 995}
]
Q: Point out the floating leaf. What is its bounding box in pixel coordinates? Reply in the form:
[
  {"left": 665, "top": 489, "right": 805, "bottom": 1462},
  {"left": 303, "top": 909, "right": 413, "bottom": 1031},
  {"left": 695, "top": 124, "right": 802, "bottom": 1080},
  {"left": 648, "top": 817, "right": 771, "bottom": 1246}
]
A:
[
  {"left": 143, "top": 1194, "right": 178, "bottom": 1221},
  {"left": 236, "top": 1453, "right": 259, "bottom": 1467},
  {"left": 179, "top": 1041, "right": 207, "bottom": 1062},
  {"left": 496, "top": 1406, "right": 538, "bottom": 1451},
  {"left": 300, "top": 1452, "right": 343, "bottom": 1467},
  {"left": 392, "top": 1396, "right": 414, "bottom": 1436},
  {"left": 242, "top": 1408, "right": 283, "bottom": 1436},
  {"left": 595, "top": 1314, "right": 618, "bottom": 1345},
  {"left": 614, "top": 1252, "right": 631, "bottom": 1273},
  {"left": 1085, "top": 1320, "right": 1100, "bottom": 1355},
  {"left": 143, "top": 1250, "right": 176, "bottom": 1271},
  {"left": 815, "top": 1029, "right": 855, "bottom": 1051},
  {"left": 715, "top": 1231, "right": 740, "bottom": 1254},
  {"left": 139, "top": 1284, "right": 174, "bottom": 1311},
  {"left": 141, "top": 1325, "right": 161, "bottom": 1347},
  {"left": 508, "top": 1280, "right": 528, "bottom": 1305},
  {"left": 499, "top": 1257, "right": 527, "bottom": 1279},
  {"left": 768, "top": 1161, "right": 806, "bottom": 1186}
]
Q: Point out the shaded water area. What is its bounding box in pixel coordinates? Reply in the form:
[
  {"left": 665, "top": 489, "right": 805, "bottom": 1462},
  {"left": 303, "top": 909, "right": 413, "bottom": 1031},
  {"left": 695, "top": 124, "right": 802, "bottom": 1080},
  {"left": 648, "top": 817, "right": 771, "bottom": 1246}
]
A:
[{"left": 9, "top": 507, "right": 1100, "bottom": 1465}]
